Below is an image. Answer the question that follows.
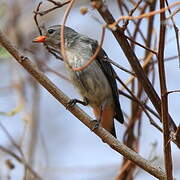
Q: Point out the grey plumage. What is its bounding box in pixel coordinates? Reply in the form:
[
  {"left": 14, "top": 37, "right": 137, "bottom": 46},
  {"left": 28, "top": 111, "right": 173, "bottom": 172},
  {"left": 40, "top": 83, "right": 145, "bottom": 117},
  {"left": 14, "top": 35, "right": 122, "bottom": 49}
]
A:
[{"left": 37, "top": 25, "right": 124, "bottom": 137}]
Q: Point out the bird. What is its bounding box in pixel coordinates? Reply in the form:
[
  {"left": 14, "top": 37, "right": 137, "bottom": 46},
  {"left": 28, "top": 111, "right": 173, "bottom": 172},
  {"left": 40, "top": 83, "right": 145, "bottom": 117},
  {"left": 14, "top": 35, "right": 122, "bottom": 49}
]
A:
[{"left": 33, "top": 25, "right": 124, "bottom": 137}]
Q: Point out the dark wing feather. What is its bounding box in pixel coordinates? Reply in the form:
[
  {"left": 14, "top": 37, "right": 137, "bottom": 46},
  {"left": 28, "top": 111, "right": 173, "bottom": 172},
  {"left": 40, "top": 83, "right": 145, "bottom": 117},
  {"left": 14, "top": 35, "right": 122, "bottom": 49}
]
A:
[{"left": 91, "top": 43, "right": 124, "bottom": 124}]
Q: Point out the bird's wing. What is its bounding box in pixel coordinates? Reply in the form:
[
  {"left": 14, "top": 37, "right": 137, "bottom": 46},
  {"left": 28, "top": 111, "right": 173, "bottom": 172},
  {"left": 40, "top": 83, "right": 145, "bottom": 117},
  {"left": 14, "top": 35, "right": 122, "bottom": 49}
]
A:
[{"left": 91, "top": 42, "right": 124, "bottom": 124}]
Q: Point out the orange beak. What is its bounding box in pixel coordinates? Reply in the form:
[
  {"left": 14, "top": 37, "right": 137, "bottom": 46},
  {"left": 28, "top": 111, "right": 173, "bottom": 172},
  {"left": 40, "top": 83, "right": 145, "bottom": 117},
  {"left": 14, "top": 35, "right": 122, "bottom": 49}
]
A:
[{"left": 32, "top": 35, "right": 47, "bottom": 43}]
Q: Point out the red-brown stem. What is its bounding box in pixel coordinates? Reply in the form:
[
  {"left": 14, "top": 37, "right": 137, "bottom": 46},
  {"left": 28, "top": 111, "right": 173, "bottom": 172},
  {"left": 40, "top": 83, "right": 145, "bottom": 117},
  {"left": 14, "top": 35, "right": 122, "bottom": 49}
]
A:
[
  {"left": 157, "top": 0, "right": 173, "bottom": 179},
  {"left": 60, "top": 0, "right": 75, "bottom": 68},
  {"left": 72, "top": 26, "right": 106, "bottom": 71},
  {"left": 61, "top": 0, "right": 106, "bottom": 72}
]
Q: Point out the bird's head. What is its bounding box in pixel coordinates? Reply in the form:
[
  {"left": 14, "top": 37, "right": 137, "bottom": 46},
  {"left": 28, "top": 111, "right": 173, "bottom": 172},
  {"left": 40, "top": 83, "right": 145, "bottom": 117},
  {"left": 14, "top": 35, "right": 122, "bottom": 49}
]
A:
[{"left": 32, "top": 25, "right": 78, "bottom": 49}]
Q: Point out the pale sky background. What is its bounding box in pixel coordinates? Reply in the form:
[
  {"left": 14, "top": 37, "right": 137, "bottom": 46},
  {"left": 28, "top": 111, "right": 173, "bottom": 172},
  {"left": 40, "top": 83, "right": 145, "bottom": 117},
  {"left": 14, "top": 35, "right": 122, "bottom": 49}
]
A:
[{"left": 0, "top": 0, "right": 180, "bottom": 180}]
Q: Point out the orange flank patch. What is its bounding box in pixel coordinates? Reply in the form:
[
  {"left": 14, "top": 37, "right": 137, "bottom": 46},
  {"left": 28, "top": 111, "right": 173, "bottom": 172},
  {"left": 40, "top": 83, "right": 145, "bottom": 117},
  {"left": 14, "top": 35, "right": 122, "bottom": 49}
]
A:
[{"left": 92, "top": 104, "right": 114, "bottom": 133}]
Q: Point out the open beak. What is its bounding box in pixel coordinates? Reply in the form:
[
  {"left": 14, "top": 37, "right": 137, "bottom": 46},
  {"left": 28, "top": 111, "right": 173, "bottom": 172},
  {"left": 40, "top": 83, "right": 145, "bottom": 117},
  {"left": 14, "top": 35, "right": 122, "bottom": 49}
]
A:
[{"left": 32, "top": 35, "right": 47, "bottom": 43}]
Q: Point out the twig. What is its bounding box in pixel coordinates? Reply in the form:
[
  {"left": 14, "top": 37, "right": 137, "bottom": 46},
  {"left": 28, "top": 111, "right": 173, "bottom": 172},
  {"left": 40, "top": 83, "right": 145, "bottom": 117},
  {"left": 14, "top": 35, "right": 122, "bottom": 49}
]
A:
[
  {"left": 120, "top": 52, "right": 154, "bottom": 91},
  {"left": 33, "top": 2, "right": 63, "bottom": 60},
  {"left": 107, "top": 58, "right": 135, "bottom": 76},
  {"left": 60, "top": 0, "right": 106, "bottom": 72},
  {"left": 165, "top": 0, "right": 180, "bottom": 68},
  {"left": 0, "top": 145, "right": 41, "bottom": 180},
  {"left": 26, "top": 81, "right": 40, "bottom": 180},
  {"left": 34, "top": 0, "right": 71, "bottom": 16},
  {"left": 166, "top": 90, "right": 180, "bottom": 95},
  {"left": 157, "top": 0, "right": 173, "bottom": 179},
  {"left": 150, "top": 55, "right": 179, "bottom": 65},
  {"left": 122, "top": 0, "right": 143, "bottom": 30},
  {"left": 34, "top": 2, "right": 43, "bottom": 35},
  {"left": 116, "top": 77, "right": 162, "bottom": 133},
  {"left": 42, "top": 64, "right": 70, "bottom": 81},
  {"left": 60, "top": 0, "right": 75, "bottom": 68},
  {"left": 109, "top": 1, "right": 180, "bottom": 28},
  {"left": 0, "top": 30, "right": 167, "bottom": 180},
  {"left": 72, "top": 26, "right": 106, "bottom": 71},
  {"left": 118, "top": 90, "right": 160, "bottom": 121},
  {"left": 116, "top": 160, "right": 132, "bottom": 179},
  {"left": 131, "top": 2, "right": 150, "bottom": 48},
  {"left": 124, "top": 34, "right": 157, "bottom": 54},
  {"left": 0, "top": 122, "right": 41, "bottom": 179}
]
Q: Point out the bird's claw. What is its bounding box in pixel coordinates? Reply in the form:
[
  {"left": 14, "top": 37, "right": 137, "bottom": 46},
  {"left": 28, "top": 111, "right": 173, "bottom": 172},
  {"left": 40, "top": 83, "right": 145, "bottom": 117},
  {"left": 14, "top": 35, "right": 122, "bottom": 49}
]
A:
[
  {"left": 90, "top": 119, "right": 100, "bottom": 131},
  {"left": 66, "top": 99, "right": 77, "bottom": 109}
]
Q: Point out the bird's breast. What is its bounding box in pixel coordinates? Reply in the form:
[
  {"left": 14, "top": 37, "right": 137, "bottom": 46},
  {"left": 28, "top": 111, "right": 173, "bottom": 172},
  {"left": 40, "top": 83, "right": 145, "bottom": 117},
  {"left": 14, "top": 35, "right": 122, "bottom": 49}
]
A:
[{"left": 65, "top": 51, "right": 113, "bottom": 106}]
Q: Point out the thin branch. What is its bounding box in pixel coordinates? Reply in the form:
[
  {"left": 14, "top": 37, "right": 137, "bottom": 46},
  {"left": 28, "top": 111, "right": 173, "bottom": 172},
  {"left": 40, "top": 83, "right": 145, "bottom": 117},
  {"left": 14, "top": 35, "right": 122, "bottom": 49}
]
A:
[
  {"left": 0, "top": 121, "right": 41, "bottom": 179},
  {"left": 165, "top": 0, "right": 180, "bottom": 68},
  {"left": 26, "top": 81, "right": 40, "bottom": 180},
  {"left": 43, "top": 64, "right": 70, "bottom": 81},
  {"left": 109, "top": 1, "right": 180, "bottom": 28},
  {"left": 158, "top": 0, "right": 173, "bottom": 179},
  {"left": 131, "top": 2, "right": 150, "bottom": 49},
  {"left": 60, "top": 0, "right": 106, "bottom": 72},
  {"left": 72, "top": 26, "right": 106, "bottom": 71},
  {"left": 166, "top": 90, "right": 180, "bottom": 95},
  {"left": 34, "top": 0, "right": 71, "bottom": 16},
  {"left": 60, "top": 0, "right": 75, "bottom": 68},
  {"left": 124, "top": 34, "right": 157, "bottom": 55},
  {"left": 0, "top": 30, "right": 167, "bottom": 180},
  {"left": 150, "top": 55, "right": 179, "bottom": 65},
  {"left": 122, "top": 0, "right": 143, "bottom": 30},
  {"left": 120, "top": 52, "right": 154, "bottom": 91},
  {"left": 33, "top": 2, "right": 63, "bottom": 61},
  {"left": 0, "top": 145, "right": 41, "bottom": 180},
  {"left": 118, "top": 90, "right": 160, "bottom": 121},
  {"left": 116, "top": 77, "right": 162, "bottom": 133},
  {"left": 107, "top": 58, "right": 136, "bottom": 76},
  {"left": 34, "top": 2, "right": 43, "bottom": 35}
]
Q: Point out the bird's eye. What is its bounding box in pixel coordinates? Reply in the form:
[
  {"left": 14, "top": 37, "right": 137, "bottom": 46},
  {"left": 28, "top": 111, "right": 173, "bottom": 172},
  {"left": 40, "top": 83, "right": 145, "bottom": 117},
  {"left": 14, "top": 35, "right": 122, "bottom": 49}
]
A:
[{"left": 48, "top": 29, "right": 55, "bottom": 34}]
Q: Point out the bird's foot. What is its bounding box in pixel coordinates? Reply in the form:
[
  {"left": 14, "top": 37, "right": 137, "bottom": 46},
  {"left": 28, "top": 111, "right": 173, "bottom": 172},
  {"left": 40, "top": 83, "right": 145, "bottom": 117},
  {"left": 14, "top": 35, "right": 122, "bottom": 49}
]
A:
[
  {"left": 90, "top": 119, "right": 100, "bottom": 131},
  {"left": 66, "top": 98, "right": 89, "bottom": 109},
  {"left": 66, "top": 99, "right": 77, "bottom": 109}
]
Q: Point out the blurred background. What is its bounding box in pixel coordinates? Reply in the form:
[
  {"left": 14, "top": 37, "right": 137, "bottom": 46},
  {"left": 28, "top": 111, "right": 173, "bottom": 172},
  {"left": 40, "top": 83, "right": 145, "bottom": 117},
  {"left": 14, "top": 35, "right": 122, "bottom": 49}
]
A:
[{"left": 0, "top": 0, "right": 180, "bottom": 179}]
